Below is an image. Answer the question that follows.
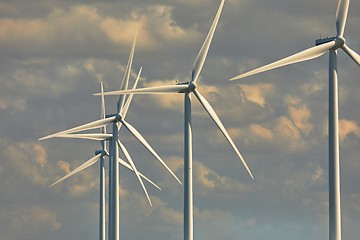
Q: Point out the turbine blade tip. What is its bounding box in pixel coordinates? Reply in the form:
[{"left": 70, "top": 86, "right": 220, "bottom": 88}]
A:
[
  {"left": 230, "top": 74, "right": 248, "bottom": 81},
  {"left": 246, "top": 168, "right": 254, "bottom": 180}
]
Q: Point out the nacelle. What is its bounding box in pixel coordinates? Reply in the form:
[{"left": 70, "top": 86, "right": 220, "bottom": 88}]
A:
[{"left": 316, "top": 36, "right": 337, "bottom": 46}]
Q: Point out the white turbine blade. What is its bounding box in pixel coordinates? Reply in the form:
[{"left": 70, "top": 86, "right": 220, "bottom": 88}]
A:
[
  {"left": 230, "top": 41, "right": 336, "bottom": 81},
  {"left": 100, "top": 82, "right": 107, "bottom": 149},
  {"left": 120, "top": 118, "right": 182, "bottom": 185},
  {"left": 49, "top": 154, "right": 101, "bottom": 187},
  {"left": 117, "top": 31, "right": 137, "bottom": 112},
  {"left": 54, "top": 133, "right": 112, "bottom": 141},
  {"left": 120, "top": 67, "right": 142, "bottom": 118},
  {"left": 117, "top": 157, "right": 161, "bottom": 190},
  {"left": 341, "top": 44, "right": 360, "bottom": 66},
  {"left": 193, "top": 89, "right": 254, "bottom": 179},
  {"left": 94, "top": 84, "right": 189, "bottom": 96},
  {"left": 118, "top": 140, "right": 152, "bottom": 206},
  {"left": 117, "top": 67, "right": 143, "bottom": 132},
  {"left": 39, "top": 116, "right": 116, "bottom": 140},
  {"left": 100, "top": 82, "right": 106, "bottom": 121},
  {"left": 336, "top": 0, "right": 350, "bottom": 36},
  {"left": 192, "top": 0, "right": 225, "bottom": 83}
]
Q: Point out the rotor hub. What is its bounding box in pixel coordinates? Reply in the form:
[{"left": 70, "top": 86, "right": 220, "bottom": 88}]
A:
[
  {"left": 103, "top": 149, "right": 109, "bottom": 156},
  {"left": 334, "top": 36, "right": 346, "bottom": 48},
  {"left": 95, "top": 149, "right": 109, "bottom": 156},
  {"left": 188, "top": 82, "right": 197, "bottom": 91},
  {"left": 114, "top": 114, "right": 122, "bottom": 122}
]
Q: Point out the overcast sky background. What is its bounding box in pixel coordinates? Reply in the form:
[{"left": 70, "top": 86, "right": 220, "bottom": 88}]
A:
[{"left": 0, "top": 0, "right": 359, "bottom": 240}]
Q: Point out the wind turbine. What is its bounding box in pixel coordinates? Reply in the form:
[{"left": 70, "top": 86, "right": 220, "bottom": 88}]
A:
[
  {"left": 230, "top": 1, "right": 359, "bottom": 240},
  {"left": 40, "top": 33, "right": 181, "bottom": 240},
  {"left": 95, "top": 1, "right": 253, "bottom": 239},
  {"left": 48, "top": 82, "right": 161, "bottom": 240}
]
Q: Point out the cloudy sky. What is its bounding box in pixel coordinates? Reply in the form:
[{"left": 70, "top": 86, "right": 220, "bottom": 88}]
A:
[{"left": 0, "top": 0, "right": 359, "bottom": 239}]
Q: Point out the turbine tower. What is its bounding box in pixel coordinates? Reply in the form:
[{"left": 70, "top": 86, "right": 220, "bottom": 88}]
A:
[
  {"left": 230, "top": 1, "right": 359, "bottom": 240},
  {"left": 96, "top": 1, "right": 254, "bottom": 240},
  {"left": 40, "top": 33, "right": 181, "bottom": 240}
]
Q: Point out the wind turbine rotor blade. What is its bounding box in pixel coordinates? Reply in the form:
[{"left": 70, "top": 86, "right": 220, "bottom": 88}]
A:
[
  {"left": 100, "top": 82, "right": 106, "bottom": 121},
  {"left": 39, "top": 116, "right": 116, "bottom": 140},
  {"left": 120, "top": 67, "right": 142, "bottom": 118},
  {"left": 100, "top": 82, "right": 107, "bottom": 149},
  {"left": 117, "top": 31, "right": 137, "bottom": 112},
  {"left": 118, "top": 140, "right": 152, "bottom": 206},
  {"left": 341, "top": 44, "right": 360, "bottom": 66},
  {"left": 49, "top": 154, "right": 101, "bottom": 187},
  {"left": 54, "top": 133, "right": 112, "bottom": 141},
  {"left": 117, "top": 67, "right": 143, "bottom": 132},
  {"left": 192, "top": 0, "right": 225, "bottom": 83},
  {"left": 117, "top": 157, "right": 161, "bottom": 190},
  {"left": 193, "top": 89, "right": 254, "bottom": 179},
  {"left": 336, "top": 0, "right": 350, "bottom": 36},
  {"left": 230, "top": 41, "right": 336, "bottom": 81},
  {"left": 120, "top": 118, "right": 182, "bottom": 185},
  {"left": 94, "top": 84, "right": 189, "bottom": 96}
]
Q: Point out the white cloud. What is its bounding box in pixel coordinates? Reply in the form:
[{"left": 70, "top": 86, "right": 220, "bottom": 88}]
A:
[
  {"left": 249, "top": 124, "right": 273, "bottom": 140},
  {"left": 57, "top": 160, "right": 71, "bottom": 174},
  {"left": 0, "top": 97, "right": 26, "bottom": 112},
  {"left": 236, "top": 95, "right": 314, "bottom": 151},
  {"left": 339, "top": 119, "right": 360, "bottom": 142},
  {"left": 322, "top": 119, "right": 360, "bottom": 142},
  {"left": 142, "top": 3, "right": 198, "bottom": 44},
  {"left": 0, "top": 63, "right": 84, "bottom": 103},
  {"left": 235, "top": 115, "right": 308, "bottom": 152},
  {"left": 274, "top": 116, "right": 306, "bottom": 150},
  {"left": 284, "top": 95, "right": 313, "bottom": 136},
  {"left": 0, "top": 4, "right": 199, "bottom": 54},
  {"left": 0, "top": 206, "right": 61, "bottom": 239},
  {"left": 240, "top": 83, "right": 275, "bottom": 107},
  {"left": 194, "top": 161, "right": 252, "bottom": 196},
  {"left": 5, "top": 141, "right": 50, "bottom": 186},
  {"left": 301, "top": 81, "right": 324, "bottom": 97}
]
